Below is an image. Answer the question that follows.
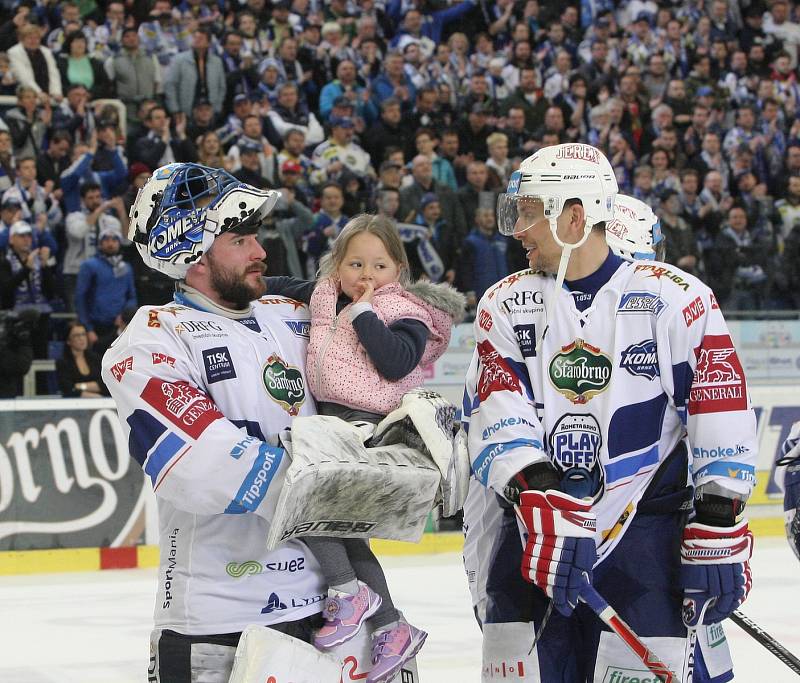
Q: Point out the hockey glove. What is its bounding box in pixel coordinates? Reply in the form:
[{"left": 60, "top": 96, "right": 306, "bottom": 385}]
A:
[
  {"left": 518, "top": 490, "right": 597, "bottom": 617},
  {"left": 679, "top": 519, "right": 753, "bottom": 627}
]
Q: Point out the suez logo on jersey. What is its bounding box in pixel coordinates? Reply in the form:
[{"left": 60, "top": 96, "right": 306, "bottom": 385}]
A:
[
  {"left": 548, "top": 339, "right": 612, "bottom": 404},
  {"left": 688, "top": 334, "right": 747, "bottom": 415},
  {"left": 620, "top": 340, "right": 660, "bottom": 380},
  {"left": 683, "top": 295, "right": 706, "bottom": 327},
  {"left": 616, "top": 292, "right": 667, "bottom": 316},
  {"left": 202, "top": 346, "right": 237, "bottom": 384},
  {"left": 225, "top": 556, "right": 306, "bottom": 578},
  {"left": 110, "top": 356, "right": 133, "bottom": 381},
  {"left": 476, "top": 340, "right": 522, "bottom": 400},
  {"left": 140, "top": 378, "right": 223, "bottom": 438}
]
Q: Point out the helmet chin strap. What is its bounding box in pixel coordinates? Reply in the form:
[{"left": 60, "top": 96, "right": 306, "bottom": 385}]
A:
[{"left": 536, "top": 215, "right": 594, "bottom": 354}]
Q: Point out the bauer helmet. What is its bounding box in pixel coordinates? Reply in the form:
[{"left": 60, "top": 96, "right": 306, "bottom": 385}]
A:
[
  {"left": 606, "top": 194, "right": 665, "bottom": 261},
  {"left": 128, "top": 163, "right": 279, "bottom": 279}
]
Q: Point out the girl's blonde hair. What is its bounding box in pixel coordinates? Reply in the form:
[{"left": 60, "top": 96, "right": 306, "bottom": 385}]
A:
[{"left": 318, "top": 213, "right": 411, "bottom": 287}]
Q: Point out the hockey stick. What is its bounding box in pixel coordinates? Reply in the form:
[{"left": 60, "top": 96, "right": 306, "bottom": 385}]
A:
[
  {"left": 579, "top": 578, "right": 677, "bottom": 683},
  {"left": 730, "top": 610, "right": 800, "bottom": 676}
]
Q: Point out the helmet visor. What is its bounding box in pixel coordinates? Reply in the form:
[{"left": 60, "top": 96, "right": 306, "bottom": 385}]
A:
[{"left": 497, "top": 193, "right": 552, "bottom": 236}]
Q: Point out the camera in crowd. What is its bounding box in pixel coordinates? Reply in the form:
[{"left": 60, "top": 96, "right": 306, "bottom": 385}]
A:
[{"left": 0, "top": 309, "right": 41, "bottom": 348}]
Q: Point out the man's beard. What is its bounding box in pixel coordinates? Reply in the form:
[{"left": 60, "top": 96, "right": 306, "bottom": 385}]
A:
[{"left": 208, "top": 256, "right": 266, "bottom": 308}]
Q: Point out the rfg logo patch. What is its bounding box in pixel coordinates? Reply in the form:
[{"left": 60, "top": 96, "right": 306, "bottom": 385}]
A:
[
  {"left": 513, "top": 324, "right": 536, "bottom": 357},
  {"left": 683, "top": 295, "right": 705, "bottom": 327},
  {"left": 202, "top": 346, "right": 236, "bottom": 383}
]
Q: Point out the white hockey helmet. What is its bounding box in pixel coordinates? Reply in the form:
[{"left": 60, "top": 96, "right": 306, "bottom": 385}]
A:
[
  {"left": 606, "top": 194, "right": 665, "bottom": 261},
  {"left": 497, "top": 143, "right": 618, "bottom": 242},
  {"left": 128, "top": 163, "right": 279, "bottom": 280}
]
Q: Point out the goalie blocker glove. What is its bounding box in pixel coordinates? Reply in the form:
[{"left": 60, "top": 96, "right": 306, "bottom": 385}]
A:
[
  {"left": 518, "top": 489, "right": 597, "bottom": 616},
  {"left": 779, "top": 422, "right": 800, "bottom": 561}
]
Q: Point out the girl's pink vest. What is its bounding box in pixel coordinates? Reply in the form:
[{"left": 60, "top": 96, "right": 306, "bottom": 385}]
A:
[{"left": 306, "top": 278, "right": 454, "bottom": 414}]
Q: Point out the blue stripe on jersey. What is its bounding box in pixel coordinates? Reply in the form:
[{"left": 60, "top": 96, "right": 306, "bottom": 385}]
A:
[
  {"left": 672, "top": 361, "right": 694, "bottom": 412},
  {"left": 224, "top": 443, "right": 284, "bottom": 514},
  {"left": 608, "top": 393, "right": 668, "bottom": 458},
  {"left": 693, "top": 461, "right": 756, "bottom": 485},
  {"left": 472, "top": 438, "right": 543, "bottom": 485},
  {"left": 605, "top": 443, "right": 660, "bottom": 483},
  {"left": 127, "top": 409, "right": 168, "bottom": 466},
  {"left": 144, "top": 432, "right": 187, "bottom": 486},
  {"left": 506, "top": 356, "right": 535, "bottom": 402}
]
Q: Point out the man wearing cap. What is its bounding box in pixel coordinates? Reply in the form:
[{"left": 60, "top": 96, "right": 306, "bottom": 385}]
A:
[
  {"left": 186, "top": 98, "right": 218, "bottom": 142},
  {"left": 164, "top": 28, "right": 226, "bottom": 118},
  {"left": 64, "top": 182, "right": 126, "bottom": 312},
  {"left": 626, "top": 12, "right": 659, "bottom": 68},
  {"left": 233, "top": 140, "right": 272, "bottom": 189},
  {"left": 456, "top": 103, "right": 495, "bottom": 161},
  {"left": 310, "top": 114, "right": 373, "bottom": 185},
  {"left": 0, "top": 220, "right": 55, "bottom": 312},
  {"left": 228, "top": 114, "right": 276, "bottom": 185},
  {"left": 0, "top": 198, "right": 22, "bottom": 248},
  {"left": 75, "top": 227, "right": 136, "bottom": 347}
]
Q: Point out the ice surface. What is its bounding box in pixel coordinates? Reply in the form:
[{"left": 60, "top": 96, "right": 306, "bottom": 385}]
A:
[{"left": 0, "top": 538, "right": 797, "bottom": 682}]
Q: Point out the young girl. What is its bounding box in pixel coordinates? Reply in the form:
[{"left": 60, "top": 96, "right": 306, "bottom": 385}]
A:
[{"left": 266, "top": 214, "right": 464, "bottom": 683}]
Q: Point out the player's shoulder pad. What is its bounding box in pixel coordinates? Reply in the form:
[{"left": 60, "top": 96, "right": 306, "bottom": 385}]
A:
[{"left": 479, "top": 268, "right": 549, "bottom": 314}]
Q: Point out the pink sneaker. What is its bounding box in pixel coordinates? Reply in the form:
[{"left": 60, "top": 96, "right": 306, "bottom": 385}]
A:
[
  {"left": 314, "top": 581, "right": 382, "bottom": 649},
  {"left": 367, "top": 619, "right": 427, "bottom": 683}
]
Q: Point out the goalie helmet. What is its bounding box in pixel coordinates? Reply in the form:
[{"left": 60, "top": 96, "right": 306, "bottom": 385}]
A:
[
  {"left": 606, "top": 194, "right": 665, "bottom": 261},
  {"left": 128, "top": 163, "right": 279, "bottom": 279}
]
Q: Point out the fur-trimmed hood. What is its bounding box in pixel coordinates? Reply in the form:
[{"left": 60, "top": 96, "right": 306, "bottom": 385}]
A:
[{"left": 406, "top": 279, "right": 467, "bottom": 324}]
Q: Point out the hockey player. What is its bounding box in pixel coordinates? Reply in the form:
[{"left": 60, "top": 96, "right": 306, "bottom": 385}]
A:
[
  {"left": 461, "top": 144, "right": 757, "bottom": 681},
  {"left": 102, "top": 163, "right": 330, "bottom": 682},
  {"left": 778, "top": 421, "right": 800, "bottom": 561}
]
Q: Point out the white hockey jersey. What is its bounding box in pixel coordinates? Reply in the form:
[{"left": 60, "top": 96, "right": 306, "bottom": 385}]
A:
[
  {"left": 462, "top": 261, "right": 758, "bottom": 569},
  {"left": 102, "top": 294, "right": 326, "bottom": 635}
]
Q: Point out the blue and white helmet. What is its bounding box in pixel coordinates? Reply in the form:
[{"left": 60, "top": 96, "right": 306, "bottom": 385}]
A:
[
  {"left": 606, "top": 194, "right": 664, "bottom": 261},
  {"left": 128, "top": 163, "right": 279, "bottom": 279}
]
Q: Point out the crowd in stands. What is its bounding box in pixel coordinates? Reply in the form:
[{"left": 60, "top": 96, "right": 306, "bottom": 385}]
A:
[{"left": 0, "top": 0, "right": 798, "bottom": 396}]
